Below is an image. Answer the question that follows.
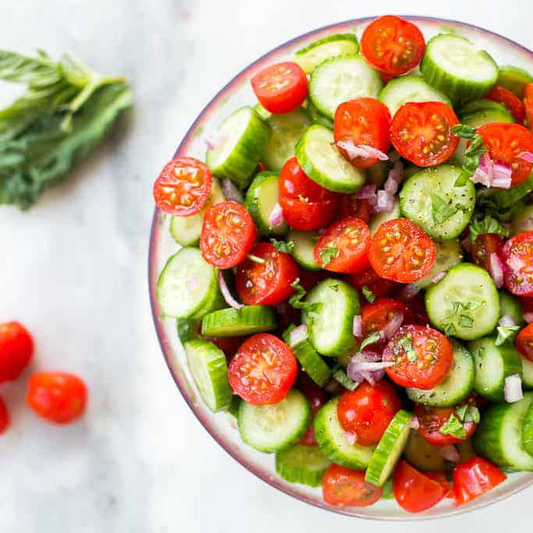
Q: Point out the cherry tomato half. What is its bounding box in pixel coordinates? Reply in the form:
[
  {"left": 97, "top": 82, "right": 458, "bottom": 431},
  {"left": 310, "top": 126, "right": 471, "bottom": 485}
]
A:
[
  {"left": 425, "top": 472, "right": 453, "bottom": 499},
  {"left": 369, "top": 218, "right": 436, "bottom": 283},
  {"left": 236, "top": 242, "right": 299, "bottom": 305},
  {"left": 360, "top": 298, "right": 408, "bottom": 343},
  {"left": 323, "top": 464, "right": 383, "bottom": 507},
  {"left": 0, "top": 321, "right": 33, "bottom": 383},
  {"left": 0, "top": 396, "right": 9, "bottom": 434},
  {"left": 337, "top": 195, "right": 372, "bottom": 223},
  {"left": 251, "top": 62, "right": 308, "bottom": 114},
  {"left": 383, "top": 324, "right": 453, "bottom": 389},
  {"left": 297, "top": 374, "right": 327, "bottom": 446},
  {"left": 523, "top": 83, "right": 533, "bottom": 133},
  {"left": 349, "top": 267, "right": 397, "bottom": 298},
  {"left": 453, "top": 457, "right": 506, "bottom": 506},
  {"left": 228, "top": 334, "right": 297, "bottom": 405},
  {"left": 200, "top": 201, "right": 257, "bottom": 269},
  {"left": 337, "top": 381, "right": 402, "bottom": 446},
  {"left": 487, "top": 85, "right": 526, "bottom": 123},
  {"left": 502, "top": 231, "right": 533, "bottom": 296},
  {"left": 516, "top": 322, "right": 533, "bottom": 362},
  {"left": 361, "top": 16, "right": 425, "bottom": 76},
  {"left": 416, "top": 404, "right": 477, "bottom": 446},
  {"left": 334, "top": 98, "right": 391, "bottom": 168},
  {"left": 26, "top": 372, "right": 88, "bottom": 424},
  {"left": 153, "top": 156, "right": 212, "bottom": 216},
  {"left": 472, "top": 233, "right": 505, "bottom": 273},
  {"left": 390, "top": 102, "right": 460, "bottom": 167},
  {"left": 478, "top": 123, "right": 533, "bottom": 187}
]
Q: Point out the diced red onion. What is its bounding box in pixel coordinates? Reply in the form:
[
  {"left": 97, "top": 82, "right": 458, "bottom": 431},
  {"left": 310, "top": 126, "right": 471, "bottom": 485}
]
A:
[
  {"left": 489, "top": 253, "right": 504, "bottom": 288},
  {"left": 347, "top": 352, "right": 388, "bottom": 385},
  {"left": 519, "top": 216, "right": 533, "bottom": 232},
  {"left": 491, "top": 163, "right": 512, "bottom": 189},
  {"left": 432, "top": 271, "right": 447, "bottom": 284},
  {"left": 343, "top": 430, "right": 357, "bottom": 445},
  {"left": 441, "top": 445, "right": 461, "bottom": 462},
  {"left": 472, "top": 153, "right": 512, "bottom": 189},
  {"left": 205, "top": 130, "right": 228, "bottom": 151},
  {"left": 357, "top": 361, "right": 395, "bottom": 371},
  {"left": 289, "top": 324, "right": 308, "bottom": 347},
  {"left": 400, "top": 283, "right": 421, "bottom": 300},
  {"left": 499, "top": 314, "right": 516, "bottom": 327},
  {"left": 525, "top": 312, "right": 533, "bottom": 324},
  {"left": 508, "top": 254, "right": 526, "bottom": 271},
  {"left": 504, "top": 374, "right": 523, "bottom": 403},
  {"left": 269, "top": 203, "right": 285, "bottom": 228},
  {"left": 218, "top": 271, "right": 243, "bottom": 310},
  {"left": 408, "top": 417, "right": 420, "bottom": 430},
  {"left": 355, "top": 183, "right": 377, "bottom": 200},
  {"left": 383, "top": 312, "right": 404, "bottom": 340},
  {"left": 187, "top": 276, "right": 200, "bottom": 292},
  {"left": 336, "top": 140, "right": 389, "bottom": 162},
  {"left": 519, "top": 151, "right": 533, "bottom": 163},
  {"left": 353, "top": 315, "right": 363, "bottom": 337},
  {"left": 222, "top": 179, "right": 243, "bottom": 204},
  {"left": 375, "top": 190, "right": 395, "bottom": 213}
]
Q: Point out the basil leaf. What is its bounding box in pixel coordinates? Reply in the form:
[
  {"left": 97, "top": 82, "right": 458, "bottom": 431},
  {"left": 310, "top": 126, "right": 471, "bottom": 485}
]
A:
[
  {"left": 399, "top": 336, "right": 417, "bottom": 362},
  {"left": 288, "top": 278, "right": 323, "bottom": 321},
  {"left": 452, "top": 124, "right": 487, "bottom": 187},
  {"left": 439, "top": 414, "right": 467, "bottom": 439},
  {"left": 271, "top": 239, "right": 295, "bottom": 254},
  {"left": 459, "top": 315, "right": 474, "bottom": 328},
  {"left": 495, "top": 325, "right": 521, "bottom": 346},
  {"left": 360, "top": 331, "right": 382, "bottom": 351},
  {"left": 469, "top": 214, "right": 510, "bottom": 243},
  {"left": 362, "top": 286, "right": 376, "bottom": 303},
  {"left": 0, "top": 50, "right": 61, "bottom": 85},
  {"left": 320, "top": 247, "right": 338, "bottom": 266},
  {"left": 431, "top": 193, "right": 458, "bottom": 225}
]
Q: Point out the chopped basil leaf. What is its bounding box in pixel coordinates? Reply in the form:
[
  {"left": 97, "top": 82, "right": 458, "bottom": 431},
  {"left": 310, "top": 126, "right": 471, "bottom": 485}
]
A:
[
  {"left": 270, "top": 239, "right": 295, "bottom": 254},
  {"left": 320, "top": 247, "right": 338, "bottom": 267},
  {"left": 452, "top": 124, "right": 487, "bottom": 187},
  {"left": 431, "top": 193, "right": 459, "bottom": 225},
  {"left": 289, "top": 278, "right": 323, "bottom": 325},
  {"left": 330, "top": 282, "right": 340, "bottom": 292},
  {"left": 360, "top": 331, "right": 382, "bottom": 351},
  {"left": 469, "top": 214, "right": 510, "bottom": 243},
  {"left": 399, "top": 336, "right": 417, "bottom": 363},
  {"left": 495, "top": 325, "right": 521, "bottom": 346},
  {"left": 456, "top": 404, "right": 481, "bottom": 424},
  {"left": 443, "top": 322, "right": 457, "bottom": 337},
  {"left": 439, "top": 414, "right": 467, "bottom": 439},
  {"left": 362, "top": 286, "right": 376, "bottom": 304},
  {"left": 459, "top": 314, "right": 474, "bottom": 328}
]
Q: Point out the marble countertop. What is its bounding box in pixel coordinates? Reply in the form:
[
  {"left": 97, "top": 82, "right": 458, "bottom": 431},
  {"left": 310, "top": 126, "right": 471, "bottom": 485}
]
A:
[{"left": 1, "top": 0, "right": 532, "bottom": 531}]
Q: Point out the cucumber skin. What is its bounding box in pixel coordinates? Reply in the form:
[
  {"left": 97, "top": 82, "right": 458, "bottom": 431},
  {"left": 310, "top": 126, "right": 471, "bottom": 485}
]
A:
[
  {"left": 201, "top": 305, "right": 277, "bottom": 337},
  {"left": 288, "top": 230, "right": 321, "bottom": 271},
  {"left": 523, "top": 402, "right": 533, "bottom": 456},
  {"left": 295, "top": 34, "right": 359, "bottom": 74},
  {"left": 275, "top": 445, "right": 331, "bottom": 487},
  {"left": 498, "top": 65, "right": 533, "bottom": 97}
]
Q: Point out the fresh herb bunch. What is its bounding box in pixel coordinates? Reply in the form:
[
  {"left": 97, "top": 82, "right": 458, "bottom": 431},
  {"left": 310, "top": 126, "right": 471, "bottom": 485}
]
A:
[{"left": 0, "top": 50, "right": 133, "bottom": 209}]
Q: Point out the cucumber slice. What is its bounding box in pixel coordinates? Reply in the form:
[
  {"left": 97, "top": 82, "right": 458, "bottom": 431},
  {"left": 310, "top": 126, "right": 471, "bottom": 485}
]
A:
[
  {"left": 499, "top": 291, "right": 524, "bottom": 326},
  {"left": 275, "top": 444, "right": 331, "bottom": 487},
  {"left": 426, "top": 263, "right": 500, "bottom": 341},
  {"left": 314, "top": 397, "right": 375, "bottom": 469},
  {"left": 254, "top": 102, "right": 272, "bottom": 121},
  {"left": 288, "top": 229, "right": 321, "bottom": 271},
  {"left": 201, "top": 305, "right": 277, "bottom": 337},
  {"left": 309, "top": 55, "right": 382, "bottom": 119},
  {"left": 511, "top": 204, "right": 533, "bottom": 235},
  {"left": 523, "top": 355, "right": 533, "bottom": 390},
  {"left": 238, "top": 389, "right": 311, "bottom": 453},
  {"left": 262, "top": 108, "right": 311, "bottom": 171},
  {"left": 227, "top": 395, "right": 241, "bottom": 418},
  {"left": 206, "top": 106, "right": 270, "bottom": 188},
  {"left": 295, "top": 34, "right": 359, "bottom": 74},
  {"left": 421, "top": 34, "right": 498, "bottom": 102},
  {"left": 381, "top": 479, "right": 394, "bottom": 499},
  {"left": 365, "top": 410, "right": 413, "bottom": 486},
  {"left": 413, "top": 239, "right": 463, "bottom": 289},
  {"left": 184, "top": 340, "right": 232, "bottom": 412},
  {"left": 307, "top": 100, "right": 334, "bottom": 129},
  {"left": 498, "top": 65, "right": 533, "bottom": 97},
  {"left": 157, "top": 247, "right": 222, "bottom": 319},
  {"left": 296, "top": 125, "right": 366, "bottom": 193},
  {"left": 303, "top": 279, "right": 359, "bottom": 356},
  {"left": 459, "top": 99, "right": 513, "bottom": 116},
  {"left": 368, "top": 199, "right": 401, "bottom": 236},
  {"left": 399, "top": 165, "right": 475, "bottom": 241},
  {"left": 403, "top": 431, "right": 446, "bottom": 472},
  {"left": 170, "top": 178, "right": 225, "bottom": 247},
  {"left": 379, "top": 76, "right": 451, "bottom": 117},
  {"left": 474, "top": 392, "right": 533, "bottom": 471},
  {"left": 177, "top": 318, "right": 201, "bottom": 344},
  {"left": 523, "top": 401, "right": 533, "bottom": 456},
  {"left": 244, "top": 172, "right": 287, "bottom": 236},
  {"left": 407, "top": 340, "right": 474, "bottom": 407},
  {"left": 468, "top": 336, "right": 523, "bottom": 401}
]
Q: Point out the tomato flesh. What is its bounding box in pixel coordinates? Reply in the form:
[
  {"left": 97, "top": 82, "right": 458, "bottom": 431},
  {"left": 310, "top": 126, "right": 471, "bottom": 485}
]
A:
[
  {"left": 523, "top": 83, "right": 533, "bottom": 133},
  {"left": 502, "top": 231, "right": 533, "bottom": 296},
  {"left": 0, "top": 397, "right": 9, "bottom": 434},
  {"left": 516, "top": 322, "right": 533, "bottom": 362},
  {"left": 359, "top": 298, "right": 408, "bottom": 348},
  {"left": 453, "top": 457, "right": 506, "bottom": 506},
  {"left": 416, "top": 404, "right": 477, "bottom": 446},
  {"left": 390, "top": 102, "right": 459, "bottom": 167},
  {"left": 251, "top": 62, "right": 308, "bottom": 114},
  {"left": 323, "top": 464, "right": 382, "bottom": 507},
  {"left": 487, "top": 85, "right": 526, "bottom": 123},
  {"left": 228, "top": 334, "right": 297, "bottom": 405},
  {"left": 425, "top": 472, "right": 453, "bottom": 499},
  {"left": 472, "top": 233, "right": 505, "bottom": 272},
  {"left": 0, "top": 321, "right": 33, "bottom": 383},
  {"left": 337, "top": 195, "right": 372, "bottom": 223},
  {"left": 297, "top": 374, "right": 327, "bottom": 446},
  {"left": 383, "top": 324, "right": 453, "bottom": 389},
  {"left": 349, "top": 267, "right": 397, "bottom": 298}
]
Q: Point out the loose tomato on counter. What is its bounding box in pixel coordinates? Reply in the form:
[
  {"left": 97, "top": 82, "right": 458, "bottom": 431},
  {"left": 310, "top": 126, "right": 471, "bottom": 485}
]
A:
[
  {"left": 502, "top": 231, "right": 533, "bottom": 296},
  {"left": 0, "top": 397, "right": 9, "bottom": 434},
  {"left": 472, "top": 233, "right": 505, "bottom": 272},
  {"left": 297, "top": 375, "right": 327, "bottom": 446},
  {"left": 0, "top": 321, "right": 33, "bottom": 383},
  {"left": 487, "top": 85, "right": 526, "bottom": 123},
  {"left": 516, "top": 322, "right": 533, "bottom": 361},
  {"left": 453, "top": 457, "right": 506, "bottom": 506},
  {"left": 323, "top": 464, "right": 383, "bottom": 507}
]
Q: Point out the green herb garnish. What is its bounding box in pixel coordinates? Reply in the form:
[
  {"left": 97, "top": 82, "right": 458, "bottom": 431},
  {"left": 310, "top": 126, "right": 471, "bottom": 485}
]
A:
[
  {"left": 495, "top": 325, "right": 521, "bottom": 346},
  {"left": 456, "top": 404, "right": 480, "bottom": 424},
  {"left": 332, "top": 367, "right": 358, "bottom": 391},
  {"left": 440, "top": 414, "right": 467, "bottom": 439},
  {"left": 362, "top": 286, "right": 376, "bottom": 304},
  {"left": 399, "top": 336, "right": 417, "bottom": 363},
  {"left": 271, "top": 239, "right": 295, "bottom": 254},
  {"left": 320, "top": 247, "right": 338, "bottom": 267},
  {"left": 360, "top": 331, "right": 382, "bottom": 351},
  {"left": 452, "top": 124, "right": 487, "bottom": 187},
  {"left": 469, "top": 214, "right": 510, "bottom": 243},
  {"left": 431, "top": 193, "right": 459, "bottom": 225},
  {"left": 288, "top": 278, "right": 322, "bottom": 323}
]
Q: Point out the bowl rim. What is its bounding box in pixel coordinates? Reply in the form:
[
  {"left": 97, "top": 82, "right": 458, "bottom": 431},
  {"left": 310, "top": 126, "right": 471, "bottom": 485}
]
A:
[{"left": 149, "top": 15, "right": 533, "bottom": 520}]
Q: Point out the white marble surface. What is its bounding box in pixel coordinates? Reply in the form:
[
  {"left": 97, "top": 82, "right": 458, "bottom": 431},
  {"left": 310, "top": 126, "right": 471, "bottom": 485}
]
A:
[{"left": 1, "top": 0, "right": 533, "bottom": 531}]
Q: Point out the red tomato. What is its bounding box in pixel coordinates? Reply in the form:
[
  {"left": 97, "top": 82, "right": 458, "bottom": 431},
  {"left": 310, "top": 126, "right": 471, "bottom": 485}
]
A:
[
  {"left": 26, "top": 372, "right": 87, "bottom": 424},
  {"left": 333, "top": 98, "right": 391, "bottom": 168},
  {"left": 516, "top": 322, "right": 533, "bottom": 362},
  {"left": 279, "top": 157, "right": 338, "bottom": 230},
  {"left": 393, "top": 461, "right": 446, "bottom": 513},
  {"left": 349, "top": 267, "right": 397, "bottom": 298},
  {"left": 235, "top": 242, "right": 299, "bottom": 305},
  {"left": 323, "top": 465, "right": 383, "bottom": 507},
  {"left": 209, "top": 336, "right": 245, "bottom": 361},
  {"left": 337, "top": 381, "right": 402, "bottom": 446},
  {"left": 0, "top": 321, "right": 33, "bottom": 383},
  {"left": 359, "top": 298, "right": 408, "bottom": 349},
  {"left": 472, "top": 233, "right": 505, "bottom": 272},
  {"left": 394, "top": 289, "right": 430, "bottom": 325},
  {"left": 361, "top": 16, "right": 425, "bottom": 76},
  {"left": 251, "top": 62, "right": 308, "bottom": 114},
  {"left": 0, "top": 397, "right": 9, "bottom": 434},
  {"left": 416, "top": 404, "right": 477, "bottom": 446},
  {"left": 297, "top": 374, "right": 327, "bottom": 446},
  {"left": 314, "top": 217, "right": 371, "bottom": 274},
  {"left": 390, "top": 102, "right": 460, "bottom": 167},
  {"left": 487, "top": 85, "right": 526, "bottom": 123},
  {"left": 228, "top": 334, "right": 297, "bottom": 405},
  {"left": 502, "top": 231, "right": 533, "bottom": 296},
  {"left": 519, "top": 296, "right": 533, "bottom": 314},
  {"left": 153, "top": 157, "right": 212, "bottom": 216},
  {"left": 298, "top": 269, "right": 329, "bottom": 292},
  {"left": 200, "top": 201, "right": 257, "bottom": 269},
  {"left": 425, "top": 472, "right": 453, "bottom": 499},
  {"left": 477, "top": 123, "right": 533, "bottom": 186},
  {"left": 337, "top": 195, "right": 372, "bottom": 223},
  {"left": 369, "top": 218, "right": 436, "bottom": 283},
  {"left": 383, "top": 324, "right": 453, "bottom": 389},
  {"left": 453, "top": 457, "right": 506, "bottom": 506},
  {"left": 523, "top": 83, "right": 533, "bottom": 132}
]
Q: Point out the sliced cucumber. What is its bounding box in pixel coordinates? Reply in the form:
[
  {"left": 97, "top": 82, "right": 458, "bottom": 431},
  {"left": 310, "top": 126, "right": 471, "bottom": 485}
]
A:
[
  {"left": 254, "top": 102, "right": 272, "bottom": 121},
  {"left": 176, "top": 318, "right": 201, "bottom": 344},
  {"left": 170, "top": 178, "right": 225, "bottom": 247},
  {"left": 309, "top": 55, "right": 382, "bottom": 119},
  {"left": 421, "top": 34, "right": 498, "bottom": 102},
  {"left": 184, "top": 340, "right": 232, "bottom": 412},
  {"left": 403, "top": 431, "right": 446, "bottom": 472},
  {"left": 201, "top": 305, "right": 277, "bottom": 337},
  {"left": 238, "top": 389, "right": 311, "bottom": 453},
  {"left": 468, "top": 336, "right": 523, "bottom": 402},
  {"left": 275, "top": 444, "right": 331, "bottom": 487},
  {"left": 296, "top": 125, "right": 366, "bottom": 193},
  {"left": 523, "top": 355, "right": 533, "bottom": 390},
  {"left": 399, "top": 165, "right": 475, "bottom": 241},
  {"left": 307, "top": 100, "right": 334, "bottom": 129},
  {"left": 288, "top": 229, "right": 321, "bottom": 271},
  {"left": 379, "top": 76, "right": 451, "bottom": 117},
  {"left": 295, "top": 34, "right": 359, "bottom": 74},
  {"left": 523, "top": 401, "right": 533, "bottom": 456},
  {"left": 244, "top": 172, "right": 287, "bottom": 236},
  {"left": 511, "top": 204, "right": 533, "bottom": 235},
  {"left": 498, "top": 65, "right": 533, "bottom": 97},
  {"left": 262, "top": 108, "right": 311, "bottom": 171},
  {"left": 499, "top": 291, "right": 524, "bottom": 326},
  {"left": 426, "top": 263, "right": 500, "bottom": 341},
  {"left": 407, "top": 340, "right": 474, "bottom": 407},
  {"left": 368, "top": 198, "right": 401, "bottom": 236},
  {"left": 365, "top": 410, "right": 413, "bottom": 486},
  {"left": 206, "top": 106, "right": 270, "bottom": 188},
  {"left": 459, "top": 99, "right": 513, "bottom": 116},
  {"left": 413, "top": 239, "right": 463, "bottom": 289},
  {"left": 303, "top": 279, "right": 359, "bottom": 356},
  {"left": 474, "top": 392, "right": 533, "bottom": 471},
  {"left": 157, "top": 247, "right": 222, "bottom": 319},
  {"left": 314, "top": 397, "right": 375, "bottom": 469}
]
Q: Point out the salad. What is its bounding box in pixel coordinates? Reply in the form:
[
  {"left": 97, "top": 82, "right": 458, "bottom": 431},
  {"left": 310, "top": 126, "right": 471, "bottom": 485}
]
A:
[{"left": 152, "top": 15, "right": 533, "bottom": 513}]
